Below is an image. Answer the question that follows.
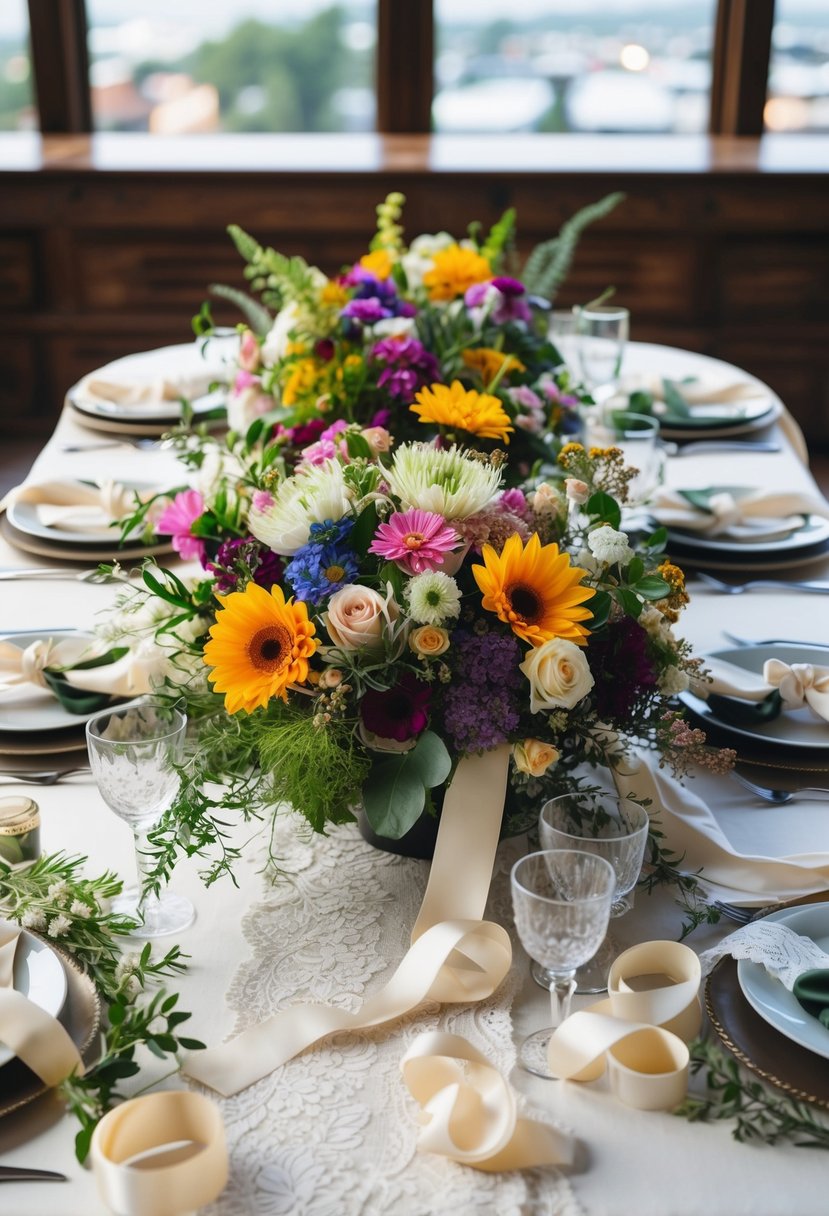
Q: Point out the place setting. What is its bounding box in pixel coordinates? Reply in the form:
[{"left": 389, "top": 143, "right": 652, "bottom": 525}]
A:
[{"left": 619, "top": 370, "right": 782, "bottom": 442}]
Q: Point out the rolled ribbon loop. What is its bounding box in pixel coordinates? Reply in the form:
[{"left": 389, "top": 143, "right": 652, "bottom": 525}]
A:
[
  {"left": 0, "top": 926, "right": 83, "bottom": 1086},
  {"left": 546, "top": 940, "right": 700, "bottom": 1111},
  {"left": 90, "top": 1091, "right": 228, "bottom": 1216},
  {"left": 401, "top": 1031, "right": 573, "bottom": 1172}
]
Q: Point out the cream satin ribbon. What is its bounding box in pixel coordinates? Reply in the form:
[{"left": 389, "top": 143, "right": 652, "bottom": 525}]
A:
[
  {"left": 90, "top": 1091, "right": 228, "bottom": 1216},
  {"left": 650, "top": 487, "right": 829, "bottom": 538},
  {"left": 611, "top": 746, "right": 829, "bottom": 903},
  {"left": 0, "top": 636, "right": 162, "bottom": 700},
  {"left": 546, "top": 941, "right": 700, "bottom": 1111},
  {"left": 183, "top": 744, "right": 512, "bottom": 1096},
  {"left": 0, "top": 925, "right": 83, "bottom": 1086},
  {"left": 692, "top": 655, "right": 829, "bottom": 722},
  {"left": 401, "top": 1031, "right": 573, "bottom": 1171},
  {"left": 1, "top": 479, "right": 143, "bottom": 534}
]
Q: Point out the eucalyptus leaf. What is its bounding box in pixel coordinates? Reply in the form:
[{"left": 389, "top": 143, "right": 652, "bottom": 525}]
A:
[
  {"left": 586, "top": 491, "right": 622, "bottom": 531},
  {"left": 41, "top": 671, "right": 117, "bottom": 715},
  {"left": 362, "top": 731, "right": 451, "bottom": 839}
]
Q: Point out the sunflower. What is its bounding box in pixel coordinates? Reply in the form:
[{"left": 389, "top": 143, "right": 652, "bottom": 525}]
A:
[
  {"left": 472, "top": 532, "right": 596, "bottom": 646},
  {"left": 410, "top": 381, "right": 513, "bottom": 444},
  {"left": 203, "top": 582, "right": 317, "bottom": 714},
  {"left": 462, "top": 347, "right": 525, "bottom": 387},
  {"left": 422, "top": 244, "right": 491, "bottom": 301}
]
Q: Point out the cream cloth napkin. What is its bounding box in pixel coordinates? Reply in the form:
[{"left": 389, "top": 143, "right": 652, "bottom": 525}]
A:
[
  {"left": 692, "top": 655, "right": 829, "bottom": 722},
  {"left": 0, "top": 635, "right": 162, "bottom": 699},
  {"left": 611, "top": 748, "right": 829, "bottom": 904},
  {"left": 2, "top": 479, "right": 144, "bottom": 534},
  {"left": 624, "top": 374, "right": 769, "bottom": 412},
  {"left": 79, "top": 372, "right": 212, "bottom": 413},
  {"left": 650, "top": 487, "right": 829, "bottom": 538},
  {"left": 0, "top": 925, "right": 82, "bottom": 1085}
]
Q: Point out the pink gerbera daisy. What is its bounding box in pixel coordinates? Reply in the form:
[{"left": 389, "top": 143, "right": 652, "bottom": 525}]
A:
[
  {"left": 156, "top": 488, "right": 206, "bottom": 561},
  {"left": 369, "top": 508, "right": 458, "bottom": 575}
]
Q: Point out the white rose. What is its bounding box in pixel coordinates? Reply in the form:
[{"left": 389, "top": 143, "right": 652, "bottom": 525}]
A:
[
  {"left": 324, "top": 584, "right": 399, "bottom": 653},
  {"left": 519, "top": 638, "right": 595, "bottom": 714},
  {"left": 587, "top": 524, "right": 634, "bottom": 567}
]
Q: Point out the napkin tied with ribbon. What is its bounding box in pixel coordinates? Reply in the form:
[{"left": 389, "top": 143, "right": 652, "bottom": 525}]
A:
[
  {"left": 650, "top": 486, "right": 829, "bottom": 540},
  {"left": 692, "top": 655, "right": 829, "bottom": 723},
  {"left": 0, "top": 925, "right": 82, "bottom": 1085},
  {"left": 0, "top": 634, "right": 162, "bottom": 711},
  {"left": 79, "top": 372, "right": 212, "bottom": 413},
  {"left": 2, "top": 479, "right": 144, "bottom": 535},
  {"left": 624, "top": 374, "right": 768, "bottom": 411}
]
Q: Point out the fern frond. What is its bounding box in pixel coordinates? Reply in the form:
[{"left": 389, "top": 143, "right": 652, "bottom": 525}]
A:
[
  {"left": 209, "top": 284, "right": 272, "bottom": 336},
  {"left": 227, "top": 224, "right": 263, "bottom": 264},
  {"left": 522, "top": 192, "right": 625, "bottom": 302}
]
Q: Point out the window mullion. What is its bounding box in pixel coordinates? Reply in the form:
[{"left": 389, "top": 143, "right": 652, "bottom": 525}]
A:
[
  {"left": 27, "top": 0, "right": 92, "bottom": 133},
  {"left": 377, "top": 0, "right": 433, "bottom": 133}
]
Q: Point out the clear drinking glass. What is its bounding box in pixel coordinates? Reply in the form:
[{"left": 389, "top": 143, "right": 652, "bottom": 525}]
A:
[
  {"left": 511, "top": 849, "right": 614, "bottom": 1078},
  {"left": 575, "top": 304, "right": 629, "bottom": 402},
  {"left": 86, "top": 701, "right": 195, "bottom": 938},
  {"left": 582, "top": 409, "right": 662, "bottom": 505},
  {"left": 549, "top": 309, "right": 580, "bottom": 377},
  {"left": 535, "top": 793, "right": 650, "bottom": 994}
]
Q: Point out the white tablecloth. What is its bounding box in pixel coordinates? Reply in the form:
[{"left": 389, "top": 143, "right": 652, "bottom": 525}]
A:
[{"left": 1, "top": 343, "right": 828, "bottom": 1215}]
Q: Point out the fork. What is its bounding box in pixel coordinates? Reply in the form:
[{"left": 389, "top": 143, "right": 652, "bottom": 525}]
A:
[
  {"left": 697, "top": 572, "right": 829, "bottom": 595},
  {"left": 713, "top": 901, "right": 759, "bottom": 925},
  {"left": 0, "top": 568, "right": 131, "bottom": 583},
  {"left": 0, "top": 767, "right": 91, "bottom": 785},
  {"left": 61, "top": 438, "right": 162, "bottom": 452},
  {"left": 669, "top": 441, "right": 781, "bottom": 457},
  {"left": 731, "top": 772, "right": 829, "bottom": 805}
]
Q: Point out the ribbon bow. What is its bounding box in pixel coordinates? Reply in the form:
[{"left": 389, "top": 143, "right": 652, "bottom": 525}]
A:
[
  {"left": 0, "top": 635, "right": 163, "bottom": 707},
  {"left": 651, "top": 487, "right": 829, "bottom": 538},
  {"left": 0, "top": 924, "right": 82, "bottom": 1086},
  {"left": 764, "top": 659, "right": 829, "bottom": 720},
  {"left": 2, "top": 478, "right": 142, "bottom": 534}
]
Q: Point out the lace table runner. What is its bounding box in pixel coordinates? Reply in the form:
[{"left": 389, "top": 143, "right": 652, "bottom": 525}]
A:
[{"left": 203, "top": 815, "right": 580, "bottom": 1216}]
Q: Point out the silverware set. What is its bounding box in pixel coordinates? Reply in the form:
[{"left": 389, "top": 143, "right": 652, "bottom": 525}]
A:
[
  {"left": 731, "top": 771, "right": 829, "bottom": 805},
  {"left": 697, "top": 572, "right": 829, "bottom": 595}
]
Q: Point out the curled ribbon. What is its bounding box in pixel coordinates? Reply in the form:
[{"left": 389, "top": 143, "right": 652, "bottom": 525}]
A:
[
  {"left": 0, "top": 926, "right": 83, "bottom": 1086},
  {"left": 90, "top": 1091, "right": 228, "bottom": 1216},
  {"left": 401, "top": 1031, "right": 573, "bottom": 1171},
  {"left": 184, "top": 744, "right": 512, "bottom": 1096},
  {"left": 546, "top": 941, "right": 701, "bottom": 1111}
]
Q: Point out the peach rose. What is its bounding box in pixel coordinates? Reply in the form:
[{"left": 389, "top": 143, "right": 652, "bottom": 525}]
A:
[
  {"left": 565, "top": 477, "right": 589, "bottom": 504},
  {"left": 324, "top": 584, "right": 399, "bottom": 652},
  {"left": 409, "top": 625, "right": 450, "bottom": 658},
  {"left": 362, "top": 426, "right": 393, "bottom": 455},
  {"left": 519, "top": 637, "right": 594, "bottom": 714},
  {"left": 513, "top": 739, "right": 560, "bottom": 778}
]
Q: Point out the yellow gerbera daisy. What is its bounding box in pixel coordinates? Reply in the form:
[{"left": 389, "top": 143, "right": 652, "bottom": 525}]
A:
[
  {"left": 204, "top": 582, "right": 317, "bottom": 714},
  {"left": 422, "top": 244, "right": 491, "bottom": 301},
  {"left": 282, "top": 357, "right": 322, "bottom": 407},
  {"left": 462, "top": 347, "right": 526, "bottom": 386},
  {"left": 360, "top": 248, "right": 394, "bottom": 279},
  {"left": 410, "top": 380, "right": 514, "bottom": 443},
  {"left": 472, "top": 532, "right": 596, "bottom": 646}
]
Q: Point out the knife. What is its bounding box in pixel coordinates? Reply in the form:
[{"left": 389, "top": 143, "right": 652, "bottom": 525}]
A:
[{"left": 0, "top": 1165, "right": 68, "bottom": 1182}]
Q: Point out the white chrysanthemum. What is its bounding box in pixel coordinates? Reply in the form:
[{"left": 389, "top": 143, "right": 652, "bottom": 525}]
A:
[
  {"left": 385, "top": 444, "right": 502, "bottom": 521},
  {"left": 587, "top": 525, "right": 634, "bottom": 567},
  {"left": 659, "top": 665, "right": 690, "bottom": 695},
  {"left": 405, "top": 571, "right": 462, "bottom": 626},
  {"left": 249, "top": 459, "right": 352, "bottom": 555}
]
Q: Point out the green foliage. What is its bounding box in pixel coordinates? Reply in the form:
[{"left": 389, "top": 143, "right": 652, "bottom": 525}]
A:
[
  {"left": 678, "top": 1039, "right": 829, "bottom": 1148},
  {"left": 228, "top": 223, "right": 320, "bottom": 314},
  {"left": 522, "top": 192, "right": 626, "bottom": 302},
  {"left": 362, "top": 731, "right": 452, "bottom": 839},
  {"left": 209, "top": 283, "right": 272, "bottom": 336},
  {"left": 480, "top": 207, "right": 517, "bottom": 270}
]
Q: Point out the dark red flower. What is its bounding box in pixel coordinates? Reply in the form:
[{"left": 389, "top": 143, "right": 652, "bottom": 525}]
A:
[{"left": 360, "top": 672, "right": 431, "bottom": 743}]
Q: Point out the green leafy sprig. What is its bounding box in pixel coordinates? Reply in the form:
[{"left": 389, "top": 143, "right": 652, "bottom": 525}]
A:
[{"left": 678, "top": 1039, "right": 829, "bottom": 1149}]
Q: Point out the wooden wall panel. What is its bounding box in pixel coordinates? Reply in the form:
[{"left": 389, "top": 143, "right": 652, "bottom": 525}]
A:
[{"left": 0, "top": 237, "right": 37, "bottom": 311}]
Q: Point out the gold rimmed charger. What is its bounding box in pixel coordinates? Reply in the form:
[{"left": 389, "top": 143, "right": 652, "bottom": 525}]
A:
[{"left": 705, "top": 888, "right": 829, "bottom": 1110}]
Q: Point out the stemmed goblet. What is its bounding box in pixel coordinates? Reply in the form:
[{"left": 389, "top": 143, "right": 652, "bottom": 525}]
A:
[
  {"left": 536, "top": 793, "right": 650, "bottom": 994},
  {"left": 574, "top": 304, "right": 629, "bottom": 403},
  {"left": 86, "top": 700, "right": 195, "bottom": 938},
  {"left": 511, "top": 849, "right": 614, "bottom": 1078}
]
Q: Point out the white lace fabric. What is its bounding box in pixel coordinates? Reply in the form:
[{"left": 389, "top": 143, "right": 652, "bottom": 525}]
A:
[
  {"left": 201, "top": 815, "right": 581, "bottom": 1216},
  {"left": 699, "top": 922, "right": 829, "bottom": 990}
]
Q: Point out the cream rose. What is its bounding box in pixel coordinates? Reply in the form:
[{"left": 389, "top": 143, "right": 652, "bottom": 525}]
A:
[
  {"left": 361, "top": 426, "right": 393, "bottom": 455},
  {"left": 519, "top": 637, "right": 594, "bottom": 714},
  {"left": 409, "top": 625, "right": 450, "bottom": 658},
  {"left": 324, "top": 584, "right": 399, "bottom": 652},
  {"left": 513, "top": 738, "right": 560, "bottom": 778}
]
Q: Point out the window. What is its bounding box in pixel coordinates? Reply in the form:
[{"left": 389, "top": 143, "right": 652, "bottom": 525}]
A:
[
  {"left": 85, "top": 1, "right": 377, "bottom": 134},
  {"left": 766, "top": 0, "right": 829, "bottom": 132},
  {"left": 433, "top": 0, "right": 717, "bottom": 134},
  {"left": 0, "top": 0, "right": 34, "bottom": 131}
]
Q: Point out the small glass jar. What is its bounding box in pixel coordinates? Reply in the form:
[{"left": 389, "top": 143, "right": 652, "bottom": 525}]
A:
[{"left": 0, "top": 796, "right": 41, "bottom": 864}]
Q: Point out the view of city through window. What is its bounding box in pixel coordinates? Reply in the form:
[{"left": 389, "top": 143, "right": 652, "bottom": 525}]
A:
[{"left": 0, "top": 2, "right": 828, "bottom": 136}]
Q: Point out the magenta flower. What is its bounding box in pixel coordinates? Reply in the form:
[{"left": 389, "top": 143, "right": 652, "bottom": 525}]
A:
[
  {"left": 369, "top": 337, "right": 441, "bottom": 401},
  {"left": 369, "top": 509, "right": 459, "bottom": 575},
  {"left": 156, "top": 489, "right": 206, "bottom": 561},
  {"left": 361, "top": 672, "right": 431, "bottom": 743}
]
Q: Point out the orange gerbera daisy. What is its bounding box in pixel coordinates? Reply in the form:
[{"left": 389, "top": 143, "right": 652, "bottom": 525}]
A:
[
  {"left": 410, "top": 380, "right": 513, "bottom": 443},
  {"left": 359, "top": 248, "right": 394, "bottom": 279},
  {"left": 422, "top": 244, "right": 492, "bottom": 301},
  {"left": 472, "top": 532, "right": 596, "bottom": 646},
  {"left": 204, "top": 582, "right": 317, "bottom": 714},
  {"left": 462, "top": 347, "right": 526, "bottom": 386}
]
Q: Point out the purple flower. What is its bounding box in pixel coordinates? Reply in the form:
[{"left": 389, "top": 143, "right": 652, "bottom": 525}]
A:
[
  {"left": 370, "top": 337, "right": 441, "bottom": 402},
  {"left": 361, "top": 672, "right": 431, "bottom": 743},
  {"left": 209, "top": 537, "right": 284, "bottom": 595},
  {"left": 464, "top": 282, "right": 490, "bottom": 309},
  {"left": 342, "top": 298, "right": 392, "bottom": 324},
  {"left": 500, "top": 488, "right": 529, "bottom": 517},
  {"left": 442, "top": 631, "right": 523, "bottom": 754},
  {"left": 586, "top": 618, "right": 658, "bottom": 722},
  {"left": 491, "top": 276, "right": 526, "bottom": 297}
]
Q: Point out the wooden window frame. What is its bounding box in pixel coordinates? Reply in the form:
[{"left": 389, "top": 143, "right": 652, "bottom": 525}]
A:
[{"left": 24, "top": 0, "right": 777, "bottom": 141}]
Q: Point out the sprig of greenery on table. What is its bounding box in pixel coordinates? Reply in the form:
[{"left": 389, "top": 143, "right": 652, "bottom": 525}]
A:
[
  {"left": 677, "top": 1039, "right": 829, "bottom": 1148},
  {"left": 0, "top": 852, "right": 203, "bottom": 1162}
]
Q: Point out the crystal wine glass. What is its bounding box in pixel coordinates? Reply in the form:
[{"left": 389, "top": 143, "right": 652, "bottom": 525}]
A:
[
  {"left": 582, "top": 409, "right": 662, "bottom": 506},
  {"left": 575, "top": 304, "right": 629, "bottom": 403},
  {"left": 511, "top": 849, "right": 614, "bottom": 1078},
  {"left": 86, "top": 700, "right": 195, "bottom": 938},
  {"left": 536, "top": 793, "right": 650, "bottom": 994}
]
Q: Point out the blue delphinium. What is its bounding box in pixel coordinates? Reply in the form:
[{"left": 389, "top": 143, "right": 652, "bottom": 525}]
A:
[{"left": 285, "top": 518, "right": 359, "bottom": 605}]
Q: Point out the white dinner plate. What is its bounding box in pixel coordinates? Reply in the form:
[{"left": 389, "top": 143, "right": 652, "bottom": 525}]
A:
[
  {"left": 738, "top": 905, "right": 829, "bottom": 1061},
  {"left": 0, "top": 929, "right": 68, "bottom": 1069},
  {"left": 0, "top": 631, "right": 112, "bottom": 734},
  {"left": 678, "top": 645, "right": 829, "bottom": 752},
  {"left": 0, "top": 514, "right": 175, "bottom": 564},
  {"left": 664, "top": 513, "right": 829, "bottom": 558},
  {"left": 6, "top": 480, "right": 157, "bottom": 547},
  {"left": 659, "top": 397, "right": 782, "bottom": 440}
]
